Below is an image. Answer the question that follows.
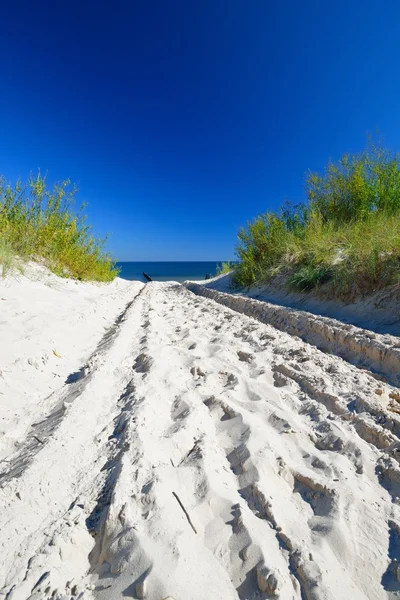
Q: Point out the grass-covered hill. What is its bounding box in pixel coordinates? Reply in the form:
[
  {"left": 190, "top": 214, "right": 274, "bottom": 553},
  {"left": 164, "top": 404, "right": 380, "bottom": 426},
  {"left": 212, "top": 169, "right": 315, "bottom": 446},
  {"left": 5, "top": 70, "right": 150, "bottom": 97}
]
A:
[
  {"left": 0, "top": 174, "right": 118, "bottom": 281},
  {"left": 233, "top": 140, "right": 400, "bottom": 300}
]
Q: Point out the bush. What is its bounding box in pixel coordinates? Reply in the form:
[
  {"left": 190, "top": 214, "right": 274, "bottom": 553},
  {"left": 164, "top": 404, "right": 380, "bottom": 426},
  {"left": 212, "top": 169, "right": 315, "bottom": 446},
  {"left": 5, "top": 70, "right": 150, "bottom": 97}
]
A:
[
  {"left": 307, "top": 141, "right": 400, "bottom": 223},
  {"left": 233, "top": 139, "right": 400, "bottom": 299},
  {"left": 330, "top": 212, "right": 400, "bottom": 297},
  {"left": 0, "top": 174, "right": 119, "bottom": 281}
]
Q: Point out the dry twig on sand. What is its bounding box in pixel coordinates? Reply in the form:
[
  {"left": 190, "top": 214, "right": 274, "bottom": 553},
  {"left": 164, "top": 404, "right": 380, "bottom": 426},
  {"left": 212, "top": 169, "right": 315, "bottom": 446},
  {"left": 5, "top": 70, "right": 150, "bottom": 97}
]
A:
[{"left": 172, "top": 491, "right": 197, "bottom": 534}]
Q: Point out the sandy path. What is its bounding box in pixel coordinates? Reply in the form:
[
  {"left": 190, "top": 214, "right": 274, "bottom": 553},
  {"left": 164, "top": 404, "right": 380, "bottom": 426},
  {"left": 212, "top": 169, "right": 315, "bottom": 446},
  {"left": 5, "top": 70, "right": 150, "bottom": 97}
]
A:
[
  {"left": 1, "top": 282, "right": 400, "bottom": 599},
  {"left": 0, "top": 263, "right": 143, "bottom": 460}
]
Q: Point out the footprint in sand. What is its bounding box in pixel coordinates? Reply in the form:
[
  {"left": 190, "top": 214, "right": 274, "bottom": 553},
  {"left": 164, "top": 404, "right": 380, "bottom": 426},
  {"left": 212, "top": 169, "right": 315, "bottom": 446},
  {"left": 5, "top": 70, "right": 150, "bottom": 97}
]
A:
[
  {"left": 190, "top": 366, "right": 205, "bottom": 378},
  {"left": 292, "top": 472, "right": 335, "bottom": 518},
  {"left": 237, "top": 350, "right": 253, "bottom": 363},
  {"left": 381, "top": 520, "right": 400, "bottom": 592},
  {"left": 218, "top": 371, "right": 239, "bottom": 388},
  {"left": 133, "top": 353, "right": 152, "bottom": 374},
  {"left": 171, "top": 397, "right": 191, "bottom": 421}
]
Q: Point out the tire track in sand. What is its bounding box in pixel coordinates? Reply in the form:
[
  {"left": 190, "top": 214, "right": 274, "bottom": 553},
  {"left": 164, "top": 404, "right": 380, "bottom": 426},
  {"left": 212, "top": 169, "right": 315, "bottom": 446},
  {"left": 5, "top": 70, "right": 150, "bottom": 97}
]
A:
[{"left": 1, "top": 282, "right": 400, "bottom": 600}]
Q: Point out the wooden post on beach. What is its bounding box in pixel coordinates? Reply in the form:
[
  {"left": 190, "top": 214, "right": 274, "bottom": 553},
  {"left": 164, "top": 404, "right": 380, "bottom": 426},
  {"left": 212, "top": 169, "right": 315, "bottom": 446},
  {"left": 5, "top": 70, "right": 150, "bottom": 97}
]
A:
[{"left": 143, "top": 272, "right": 152, "bottom": 282}]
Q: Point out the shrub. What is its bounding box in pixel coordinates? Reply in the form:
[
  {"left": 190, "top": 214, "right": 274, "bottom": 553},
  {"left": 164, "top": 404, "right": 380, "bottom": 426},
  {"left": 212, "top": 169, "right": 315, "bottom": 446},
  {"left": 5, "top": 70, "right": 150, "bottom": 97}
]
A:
[
  {"left": 306, "top": 140, "right": 400, "bottom": 223},
  {"left": 0, "top": 174, "right": 119, "bottom": 281},
  {"left": 233, "top": 138, "right": 400, "bottom": 299},
  {"left": 330, "top": 211, "right": 400, "bottom": 297}
]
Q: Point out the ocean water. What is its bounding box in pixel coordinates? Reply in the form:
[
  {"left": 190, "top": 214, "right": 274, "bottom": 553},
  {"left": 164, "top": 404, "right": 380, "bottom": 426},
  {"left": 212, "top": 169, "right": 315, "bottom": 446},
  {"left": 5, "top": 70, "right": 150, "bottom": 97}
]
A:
[{"left": 117, "top": 261, "right": 223, "bottom": 283}]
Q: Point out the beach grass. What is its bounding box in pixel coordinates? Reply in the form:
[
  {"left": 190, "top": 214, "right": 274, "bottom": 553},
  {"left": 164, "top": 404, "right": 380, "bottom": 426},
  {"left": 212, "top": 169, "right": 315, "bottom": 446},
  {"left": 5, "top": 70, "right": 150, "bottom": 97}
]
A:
[
  {"left": 216, "top": 261, "right": 236, "bottom": 275},
  {"left": 0, "top": 174, "right": 119, "bottom": 281},
  {"left": 233, "top": 140, "right": 400, "bottom": 299},
  {"left": 0, "top": 239, "right": 21, "bottom": 277}
]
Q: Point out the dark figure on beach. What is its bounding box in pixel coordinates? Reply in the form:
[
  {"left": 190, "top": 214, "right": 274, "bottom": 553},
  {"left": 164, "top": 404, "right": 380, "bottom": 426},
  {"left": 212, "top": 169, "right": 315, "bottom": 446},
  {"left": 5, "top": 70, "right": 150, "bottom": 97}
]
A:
[{"left": 143, "top": 272, "right": 152, "bottom": 282}]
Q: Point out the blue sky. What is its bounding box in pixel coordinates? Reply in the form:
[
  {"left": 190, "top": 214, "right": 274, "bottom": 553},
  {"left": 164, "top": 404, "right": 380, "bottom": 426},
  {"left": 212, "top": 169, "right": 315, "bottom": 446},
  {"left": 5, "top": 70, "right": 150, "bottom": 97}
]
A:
[{"left": 1, "top": 0, "right": 400, "bottom": 260}]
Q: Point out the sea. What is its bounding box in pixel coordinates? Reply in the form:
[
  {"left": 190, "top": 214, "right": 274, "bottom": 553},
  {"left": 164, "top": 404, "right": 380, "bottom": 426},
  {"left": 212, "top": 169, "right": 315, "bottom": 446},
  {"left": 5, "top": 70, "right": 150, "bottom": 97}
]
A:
[{"left": 117, "top": 261, "right": 225, "bottom": 283}]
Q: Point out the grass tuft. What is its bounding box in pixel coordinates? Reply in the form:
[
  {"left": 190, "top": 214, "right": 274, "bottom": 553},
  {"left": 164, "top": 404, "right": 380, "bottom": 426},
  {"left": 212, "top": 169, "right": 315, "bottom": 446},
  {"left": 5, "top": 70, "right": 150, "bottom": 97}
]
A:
[
  {"left": 0, "top": 173, "right": 119, "bottom": 281},
  {"left": 0, "top": 239, "right": 21, "bottom": 277},
  {"left": 216, "top": 261, "right": 236, "bottom": 275},
  {"left": 289, "top": 264, "right": 333, "bottom": 292}
]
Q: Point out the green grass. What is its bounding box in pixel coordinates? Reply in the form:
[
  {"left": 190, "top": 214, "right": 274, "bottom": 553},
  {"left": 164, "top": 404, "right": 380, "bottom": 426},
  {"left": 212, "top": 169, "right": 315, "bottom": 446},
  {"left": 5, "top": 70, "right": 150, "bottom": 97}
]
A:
[
  {"left": 0, "top": 174, "right": 119, "bottom": 281},
  {"left": 216, "top": 261, "right": 236, "bottom": 275},
  {"left": 233, "top": 139, "right": 400, "bottom": 300},
  {"left": 0, "top": 239, "right": 21, "bottom": 277},
  {"left": 289, "top": 264, "right": 333, "bottom": 292}
]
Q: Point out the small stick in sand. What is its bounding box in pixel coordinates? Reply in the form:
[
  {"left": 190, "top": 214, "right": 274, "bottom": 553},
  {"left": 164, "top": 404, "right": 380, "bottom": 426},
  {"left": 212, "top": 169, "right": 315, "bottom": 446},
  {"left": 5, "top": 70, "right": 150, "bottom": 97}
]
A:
[{"left": 172, "top": 491, "right": 197, "bottom": 534}]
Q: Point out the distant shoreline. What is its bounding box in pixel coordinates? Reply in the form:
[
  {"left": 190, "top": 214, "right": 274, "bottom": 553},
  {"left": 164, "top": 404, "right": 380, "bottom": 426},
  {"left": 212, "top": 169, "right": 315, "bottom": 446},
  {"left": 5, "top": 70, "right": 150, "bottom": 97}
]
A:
[{"left": 116, "top": 260, "right": 236, "bottom": 283}]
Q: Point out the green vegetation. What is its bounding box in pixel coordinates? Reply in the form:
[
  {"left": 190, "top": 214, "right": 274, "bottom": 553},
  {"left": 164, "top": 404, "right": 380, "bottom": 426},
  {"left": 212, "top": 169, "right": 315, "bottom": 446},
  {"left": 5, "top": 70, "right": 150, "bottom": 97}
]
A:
[
  {"left": 289, "top": 264, "right": 332, "bottom": 292},
  {"left": 233, "top": 140, "right": 400, "bottom": 300},
  {"left": 216, "top": 261, "right": 236, "bottom": 275},
  {"left": 0, "top": 239, "right": 21, "bottom": 277},
  {"left": 0, "top": 174, "right": 119, "bottom": 281}
]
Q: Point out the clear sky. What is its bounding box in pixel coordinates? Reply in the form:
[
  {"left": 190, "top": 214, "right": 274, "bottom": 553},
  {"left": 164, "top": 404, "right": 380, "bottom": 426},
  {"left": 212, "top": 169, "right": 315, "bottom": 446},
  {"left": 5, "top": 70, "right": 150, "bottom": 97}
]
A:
[{"left": 1, "top": 1, "right": 400, "bottom": 260}]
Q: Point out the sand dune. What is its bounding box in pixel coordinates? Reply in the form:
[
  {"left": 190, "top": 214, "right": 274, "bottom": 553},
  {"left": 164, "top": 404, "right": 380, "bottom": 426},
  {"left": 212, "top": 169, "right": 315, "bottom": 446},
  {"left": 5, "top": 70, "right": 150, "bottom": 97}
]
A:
[{"left": 1, "top": 272, "right": 400, "bottom": 599}]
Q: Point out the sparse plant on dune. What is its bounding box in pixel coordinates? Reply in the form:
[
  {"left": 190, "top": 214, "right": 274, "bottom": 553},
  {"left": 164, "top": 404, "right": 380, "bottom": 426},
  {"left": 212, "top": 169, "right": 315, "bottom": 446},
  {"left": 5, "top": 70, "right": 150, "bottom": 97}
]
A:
[{"left": 216, "top": 261, "right": 236, "bottom": 275}]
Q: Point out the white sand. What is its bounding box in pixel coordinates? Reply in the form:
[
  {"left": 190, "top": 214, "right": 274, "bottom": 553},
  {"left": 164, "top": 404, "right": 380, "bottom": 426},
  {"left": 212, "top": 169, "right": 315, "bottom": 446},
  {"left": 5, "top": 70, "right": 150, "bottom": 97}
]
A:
[
  {"left": 201, "top": 272, "right": 400, "bottom": 336},
  {"left": 1, "top": 270, "right": 400, "bottom": 599},
  {"left": 0, "top": 263, "right": 143, "bottom": 460}
]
